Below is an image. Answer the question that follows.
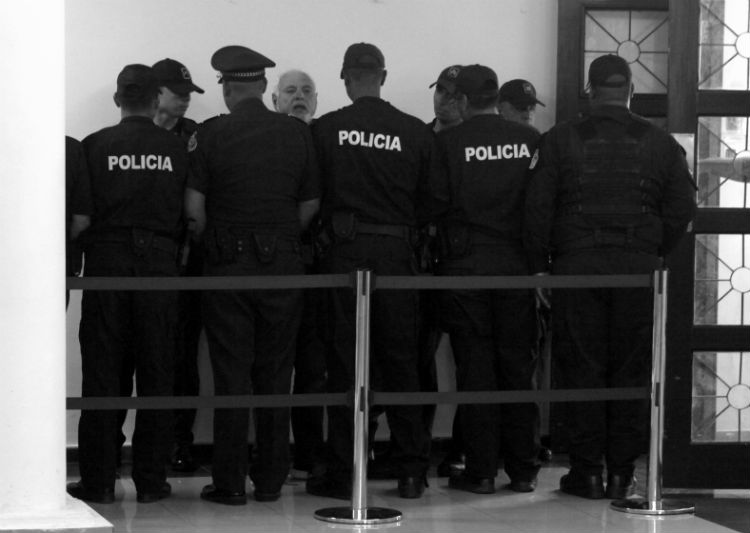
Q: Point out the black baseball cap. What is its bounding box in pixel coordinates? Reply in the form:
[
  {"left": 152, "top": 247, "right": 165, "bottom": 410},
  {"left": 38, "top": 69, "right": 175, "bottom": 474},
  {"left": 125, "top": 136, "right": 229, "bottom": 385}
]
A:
[
  {"left": 211, "top": 45, "right": 276, "bottom": 83},
  {"left": 455, "top": 64, "right": 499, "bottom": 97},
  {"left": 116, "top": 64, "right": 158, "bottom": 99},
  {"left": 499, "top": 79, "right": 545, "bottom": 107},
  {"left": 588, "top": 54, "right": 632, "bottom": 88},
  {"left": 152, "top": 58, "right": 204, "bottom": 95},
  {"left": 340, "top": 42, "right": 385, "bottom": 78},
  {"left": 429, "top": 65, "right": 462, "bottom": 93}
]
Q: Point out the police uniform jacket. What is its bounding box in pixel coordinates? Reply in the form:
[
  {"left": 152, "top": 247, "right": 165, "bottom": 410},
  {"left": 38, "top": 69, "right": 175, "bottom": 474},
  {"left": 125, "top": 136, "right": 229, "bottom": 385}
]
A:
[
  {"left": 82, "top": 116, "right": 188, "bottom": 240},
  {"left": 433, "top": 114, "right": 540, "bottom": 244},
  {"left": 523, "top": 105, "right": 696, "bottom": 273},
  {"left": 189, "top": 98, "right": 319, "bottom": 240},
  {"left": 312, "top": 96, "right": 445, "bottom": 228}
]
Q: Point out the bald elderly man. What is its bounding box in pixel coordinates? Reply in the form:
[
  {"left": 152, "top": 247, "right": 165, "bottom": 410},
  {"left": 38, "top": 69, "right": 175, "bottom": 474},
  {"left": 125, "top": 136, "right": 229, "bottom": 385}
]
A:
[{"left": 272, "top": 69, "right": 318, "bottom": 124}]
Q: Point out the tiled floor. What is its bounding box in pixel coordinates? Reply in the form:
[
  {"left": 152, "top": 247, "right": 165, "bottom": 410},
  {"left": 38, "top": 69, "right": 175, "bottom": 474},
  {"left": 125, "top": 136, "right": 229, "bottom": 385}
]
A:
[{"left": 68, "top": 464, "right": 748, "bottom": 533}]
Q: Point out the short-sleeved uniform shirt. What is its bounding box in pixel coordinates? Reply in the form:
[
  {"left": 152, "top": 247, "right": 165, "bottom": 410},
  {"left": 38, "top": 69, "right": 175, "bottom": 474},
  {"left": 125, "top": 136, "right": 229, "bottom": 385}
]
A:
[
  {"left": 65, "top": 136, "right": 93, "bottom": 226},
  {"left": 82, "top": 116, "right": 188, "bottom": 238},
  {"left": 188, "top": 98, "right": 320, "bottom": 240},
  {"left": 312, "top": 96, "right": 445, "bottom": 227},
  {"left": 433, "top": 113, "right": 540, "bottom": 242}
]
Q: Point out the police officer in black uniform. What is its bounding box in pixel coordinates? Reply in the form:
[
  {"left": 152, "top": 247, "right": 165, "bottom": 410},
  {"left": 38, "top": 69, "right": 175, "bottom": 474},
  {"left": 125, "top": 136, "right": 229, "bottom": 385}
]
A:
[
  {"left": 433, "top": 65, "right": 542, "bottom": 495},
  {"left": 65, "top": 136, "right": 92, "bottom": 307},
  {"left": 152, "top": 57, "right": 205, "bottom": 473},
  {"left": 307, "top": 42, "right": 445, "bottom": 500},
  {"left": 427, "top": 65, "right": 467, "bottom": 478},
  {"left": 67, "top": 64, "right": 189, "bottom": 504},
  {"left": 184, "top": 45, "right": 320, "bottom": 505},
  {"left": 524, "top": 54, "right": 696, "bottom": 499}
]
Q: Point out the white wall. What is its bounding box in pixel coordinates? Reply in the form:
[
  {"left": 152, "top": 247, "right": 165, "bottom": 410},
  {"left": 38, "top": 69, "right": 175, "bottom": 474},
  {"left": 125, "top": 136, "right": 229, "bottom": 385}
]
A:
[{"left": 65, "top": 0, "right": 559, "bottom": 446}]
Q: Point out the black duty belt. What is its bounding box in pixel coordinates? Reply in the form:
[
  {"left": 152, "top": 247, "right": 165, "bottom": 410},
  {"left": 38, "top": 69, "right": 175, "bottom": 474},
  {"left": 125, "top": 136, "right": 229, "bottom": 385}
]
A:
[
  {"left": 357, "top": 222, "right": 413, "bottom": 241},
  {"left": 90, "top": 232, "right": 178, "bottom": 255},
  {"left": 231, "top": 233, "right": 300, "bottom": 253}
]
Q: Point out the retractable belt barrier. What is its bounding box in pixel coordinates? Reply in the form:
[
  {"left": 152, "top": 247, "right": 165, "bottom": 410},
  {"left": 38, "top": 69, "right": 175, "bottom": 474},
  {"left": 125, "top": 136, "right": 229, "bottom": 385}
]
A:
[
  {"left": 67, "top": 269, "right": 692, "bottom": 523},
  {"left": 66, "top": 272, "right": 651, "bottom": 412}
]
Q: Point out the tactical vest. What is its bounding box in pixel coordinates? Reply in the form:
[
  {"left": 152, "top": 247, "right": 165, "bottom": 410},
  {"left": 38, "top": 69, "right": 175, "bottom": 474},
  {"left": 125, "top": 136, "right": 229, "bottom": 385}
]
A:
[{"left": 556, "top": 116, "right": 663, "bottom": 253}]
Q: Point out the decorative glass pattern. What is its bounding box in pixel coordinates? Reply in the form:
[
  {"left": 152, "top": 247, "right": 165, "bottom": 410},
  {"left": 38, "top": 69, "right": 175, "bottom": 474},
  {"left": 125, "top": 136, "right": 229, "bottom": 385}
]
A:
[
  {"left": 692, "top": 351, "right": 750, "bottom": 443},
  {"left": 694, "top": 234, "right": 750, "bottom": 325},
  {"left": 696, "top": 116, "right": 750, "bottom": 208},
  {"left": 583, "top": 9, "right": 669, "bottom": 94},
  {"left": 699, "top": 0, "right": 750, "bottom": 90}
]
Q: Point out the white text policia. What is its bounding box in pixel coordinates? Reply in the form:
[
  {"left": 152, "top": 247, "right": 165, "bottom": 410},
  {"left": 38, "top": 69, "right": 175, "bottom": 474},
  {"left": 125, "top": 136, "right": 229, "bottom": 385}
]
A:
[
  {"left": 107, "top": 154, "right": 174, "bottom": 172},
  {"left": 464, "top": 143, "right": 532, "bottom": 162},
  {"left": 338, "top": 130, "right": 402, "bottom": 152}
]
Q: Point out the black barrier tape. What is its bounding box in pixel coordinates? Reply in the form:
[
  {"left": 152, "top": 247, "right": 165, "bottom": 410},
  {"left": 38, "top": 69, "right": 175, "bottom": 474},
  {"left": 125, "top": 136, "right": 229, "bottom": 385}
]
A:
[
  {"left": 66, "top": 388, "right": 648, "bottom": 410},
  {"left": 67, "top": 274, "right": 354, "bottom": 291},
  {"left": 66, "top": 393, "right": 348, "bottom": 410},
  {"left": 67, "top": 273, "right": 652, "bottom": 291}
]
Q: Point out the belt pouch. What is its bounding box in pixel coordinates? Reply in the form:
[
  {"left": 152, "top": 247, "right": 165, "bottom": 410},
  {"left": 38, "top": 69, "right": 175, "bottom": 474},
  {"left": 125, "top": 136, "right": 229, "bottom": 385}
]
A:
[
  {"left": 253, "top": 234, "right": 277, "bottom": 264},
  {"left": 131, "top": 228, "right": 154, "bottom": 257},
  {"left": 331, "top": 211, "right": 357, "bottom": 241}
]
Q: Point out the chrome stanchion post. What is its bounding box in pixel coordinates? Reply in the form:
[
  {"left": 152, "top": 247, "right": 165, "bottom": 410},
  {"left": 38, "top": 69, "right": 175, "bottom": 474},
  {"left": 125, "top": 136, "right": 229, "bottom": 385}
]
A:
[
  {"left": 315, "top": 270, "right": 402, "bottom": 525},
  {"left": 612, "top": 269, "right": 694, "bottom": 516}
]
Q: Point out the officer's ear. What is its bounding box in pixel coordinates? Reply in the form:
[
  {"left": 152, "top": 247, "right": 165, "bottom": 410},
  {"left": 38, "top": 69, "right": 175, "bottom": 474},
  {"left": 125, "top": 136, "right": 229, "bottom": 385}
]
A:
[
  {"left": 113, "top": 93, "right": 121, "bottom": 109},
  {"left": 456, "top": 93, "right": 469, "bottom": 119},
  {"left": 261, "top": 78, "right": 268, "bottom": 94},
  {"left": 380, "top": 69, "right": 387, "bottom": 87}
]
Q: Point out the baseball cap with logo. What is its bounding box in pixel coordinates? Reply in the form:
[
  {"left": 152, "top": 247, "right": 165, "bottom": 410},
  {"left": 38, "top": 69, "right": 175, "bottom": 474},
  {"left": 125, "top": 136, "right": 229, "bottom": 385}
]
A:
[
  {"left": 588, "top": 54, "right": 632, "bottom": 88},
  {"left": 340, "top": 42, "right": 385, "bottom": 78},
  {"left": 429, "top": 65, "right": 462, "bottom": 93},
  {"left": 152, "top": 58, "right": 204, "bottom": 95},
  {"left": 454, "top": 64, "right": 499, "bottom": 97},
  {"left": 499, "top": 79, "right": 545, "bottom": 108},
  {"left": 116, "top": 64, "right": 159, "bottom": 100}
]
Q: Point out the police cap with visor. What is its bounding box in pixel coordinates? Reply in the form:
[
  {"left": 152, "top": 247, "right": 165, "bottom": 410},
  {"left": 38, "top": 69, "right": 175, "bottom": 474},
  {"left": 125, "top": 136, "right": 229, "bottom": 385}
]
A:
[
  {"left": 115, "top": 64, "right": 159, "bottom": 100},
  {"left": 454, "top": 64, "right": 499, "bottom": 98},
  {"left": 588, "top": 54, "right": 632, "bottom": 88},
  {"left": 152, "top": 58, "right": 204, "bottom": 95},
  {"left": 429, "top": 65, "right": 462, "bottom": 93},
  {"left": 499, "top": 79, "right": 545, "bottom": 108},
  {"left": 340, "top": 42, "right": 385, "bottom": 78},
  {"left": 211, "top": 45, "right": 276, "bottom": 83}
]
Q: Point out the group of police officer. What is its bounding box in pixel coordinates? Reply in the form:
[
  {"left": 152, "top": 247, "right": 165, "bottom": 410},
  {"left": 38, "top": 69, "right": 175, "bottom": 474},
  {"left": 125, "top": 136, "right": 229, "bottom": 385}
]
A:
[{"left": 66, "top": 42, "right": 696, "bottom": 506}]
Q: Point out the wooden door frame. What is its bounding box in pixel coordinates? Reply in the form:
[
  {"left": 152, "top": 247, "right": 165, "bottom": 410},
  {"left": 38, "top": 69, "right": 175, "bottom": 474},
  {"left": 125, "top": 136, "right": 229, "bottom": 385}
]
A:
[
  {"left": 555, "top": 0, "right": 669, "bottom": 123},
  {"left": 555, "top": 0, "right": 750, "bottom": 488}
]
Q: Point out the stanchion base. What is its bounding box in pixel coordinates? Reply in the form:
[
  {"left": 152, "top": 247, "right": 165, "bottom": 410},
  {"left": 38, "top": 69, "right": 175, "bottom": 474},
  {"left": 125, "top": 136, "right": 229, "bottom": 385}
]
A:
[
  {"left": 314, "top": 506, "right": 402, "bottom": 525},
  {"left": 611, "top": 498, "right": 695, "bottom": 516}
]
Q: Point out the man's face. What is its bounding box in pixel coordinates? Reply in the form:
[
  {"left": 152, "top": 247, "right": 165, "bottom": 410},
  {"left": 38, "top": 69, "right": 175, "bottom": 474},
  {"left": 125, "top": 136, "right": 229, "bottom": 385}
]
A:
[
  {"left": 274, "top": 72, "right": 317, "bottom": 123},
  {"left": 157, "top": 86, "right": 191, "bottom": 118},
  {"left": 498, "top": 100, "right": 535, "bottom": 125},
  {"left": 433, "top": 83, "right": 461, "bottom": 123}
]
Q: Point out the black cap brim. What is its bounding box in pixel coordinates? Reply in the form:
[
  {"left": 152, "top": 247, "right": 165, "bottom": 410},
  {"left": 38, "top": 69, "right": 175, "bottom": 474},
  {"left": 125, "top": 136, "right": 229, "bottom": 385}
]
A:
[{"left": 165, "top": 81, "right": 204, "bottom": 95}]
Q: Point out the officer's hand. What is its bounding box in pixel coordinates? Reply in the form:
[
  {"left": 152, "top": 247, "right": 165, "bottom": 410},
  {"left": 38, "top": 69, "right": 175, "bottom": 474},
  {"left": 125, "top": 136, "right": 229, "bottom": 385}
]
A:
[{"left": 533, "top": 272, "right": 551, "bottom": 310}]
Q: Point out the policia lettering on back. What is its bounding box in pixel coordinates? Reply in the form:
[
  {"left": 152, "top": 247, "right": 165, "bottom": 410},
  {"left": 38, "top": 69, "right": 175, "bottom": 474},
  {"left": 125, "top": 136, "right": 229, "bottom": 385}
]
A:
[
  {"left": 337, "top": 130, "right": 402, "bottom": 151},
  {"left": 107, "top": 154, "right": 174, "bottom": 171}
]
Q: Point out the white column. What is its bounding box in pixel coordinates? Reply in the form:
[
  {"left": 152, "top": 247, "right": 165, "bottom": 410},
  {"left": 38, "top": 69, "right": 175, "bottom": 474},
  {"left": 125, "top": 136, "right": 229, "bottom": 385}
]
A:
[{"left": 0, "top": 2, "right": 109, "bottom": 530}]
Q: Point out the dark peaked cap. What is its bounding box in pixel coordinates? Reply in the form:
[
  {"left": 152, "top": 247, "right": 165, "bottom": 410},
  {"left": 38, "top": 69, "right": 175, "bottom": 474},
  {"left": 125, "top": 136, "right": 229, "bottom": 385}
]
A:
[{"left": 211, "top": 45, "right": 276, "bottom": 83}]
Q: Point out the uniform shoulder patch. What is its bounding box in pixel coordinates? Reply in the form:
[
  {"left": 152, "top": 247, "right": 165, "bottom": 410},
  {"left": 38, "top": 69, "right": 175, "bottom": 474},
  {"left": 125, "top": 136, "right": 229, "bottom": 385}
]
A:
[
  {"left": 529, "top": 148, "right": 540, "bottom": 170},
  {"left": 187, "top": 131, "right": 198, "bottom": 152}
]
